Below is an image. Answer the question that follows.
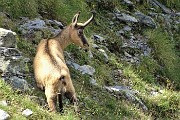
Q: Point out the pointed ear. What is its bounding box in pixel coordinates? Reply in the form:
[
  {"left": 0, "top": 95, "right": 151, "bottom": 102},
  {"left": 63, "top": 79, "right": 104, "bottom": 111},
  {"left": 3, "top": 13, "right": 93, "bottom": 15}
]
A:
[{"left": 72, "top": 11, "right": 80, "bottom": 26}]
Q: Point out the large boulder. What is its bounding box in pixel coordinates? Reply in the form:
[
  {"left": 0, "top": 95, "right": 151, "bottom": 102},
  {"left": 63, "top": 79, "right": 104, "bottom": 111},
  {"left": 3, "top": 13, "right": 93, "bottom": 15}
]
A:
[
  {"left": 0, "top": 28, "right": 32, "bottom": 91},
  {"left": 135, "top": 11, "right": 157, "bottom": 28}
]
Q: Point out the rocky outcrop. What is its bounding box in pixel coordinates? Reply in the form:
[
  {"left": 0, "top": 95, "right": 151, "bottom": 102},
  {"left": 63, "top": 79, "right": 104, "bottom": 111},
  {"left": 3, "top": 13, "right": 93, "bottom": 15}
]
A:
[
  {"left": 115, "top": 12, "right": 138, "bottom": 23},
  {"left": 65, "top": 52, "right": 96, "bottom": 76},
  {"left": 18, "top": 17, "right": 64, "bottom": 42},
  {"left": 0, "top": 28, "right": 32, "bottom": 91},
  {"left": 135, "top": 11, "right": 157, "bottom": 28},
  {"left": 150, "top": 0, "right": 172, "bottom": 14}
]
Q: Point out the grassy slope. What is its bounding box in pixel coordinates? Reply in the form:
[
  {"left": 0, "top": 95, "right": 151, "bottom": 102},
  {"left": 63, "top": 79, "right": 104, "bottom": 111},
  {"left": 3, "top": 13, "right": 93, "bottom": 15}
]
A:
[
  {"left": 0, "top": 0, "right": 180, "bottom": 120},
  {"left": 0, "top": 80, "right": 79, "bottom": 120}
]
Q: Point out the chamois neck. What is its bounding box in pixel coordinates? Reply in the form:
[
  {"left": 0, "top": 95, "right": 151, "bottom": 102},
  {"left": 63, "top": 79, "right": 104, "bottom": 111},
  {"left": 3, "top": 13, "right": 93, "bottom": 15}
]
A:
[{"left": 53, "top": 26, "right": 72, "bottom": 50}]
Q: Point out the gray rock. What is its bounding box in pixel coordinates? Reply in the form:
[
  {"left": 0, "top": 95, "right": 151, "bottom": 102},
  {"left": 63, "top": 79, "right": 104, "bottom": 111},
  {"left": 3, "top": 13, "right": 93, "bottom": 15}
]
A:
[
  {"left": 47, "top": 20, "right": 64, "bottom": 28},
  {"left": 98, "top": 49, "right": 109, "bottom": 62},
  {"left": 0, "top": 109, "right": 10, "bottom": 120},
  {"left": 116, "top": 26, "right": 132, "bottom": 36},
  {"left": 175, "top": 12, "right": 180, "bottom": 16},
  {"left": 88, "top": 51, "right": 94, "bottom": 58},
  {"left": 135, "top": 11, "right": 157, "bottom": 28},
  {"left": 129, "top": 34, "right": 136, "bottom": 40},
  {"left": 122, "top": 0, "right": 134, "bottom": 6},
  {"left": 123, "top": 25, "right": 132, "bottom": 31},
  {"left": 20, "top": 18, "right": 46, "bottom": 31},
  {"left": 0, "top": 100, "right": 8, "bottom": 106},
  {"left": 78, "top": 65, "right": 95, "bottom": 76},
  {"left": 92, "top": 44, "right": 100, "bottom": 49},
  {"left": 65, "top": 54, "right": 81, "bottom": 70},
  {"left": 105, "top": 86, "right": 148, "bottom": 111},
  {"left": 65, "top": 52, "right": 95, "bottom": 76},
  {"left": 22, "top": 109, "right": 33, "bottom": 117},
  {"left": 18, "top": 17, "right": 63, "bottom": 40},
  {"left": 151, "top": 91, "right": 159, "bottom": 96},
  {"left": 93, "top": 35, "right": 105, "bottom": 43},
  {"left": 6, "top": 57, "right": 30, "bottom": 76},
  {"left": 115, "top": 13, "right": 138, "bottom": 23},
  {"left": 122, "top": 0, "right": 135, "bottom": 10},
  {"left": 121, "top": 33, "right": 151, "bottom": 64},
  {"left": 0, "top": 28, "right": 32, "bottom": 92},
  {"left": 124, "top": 51, "right": 132, "bottom": 58},
  {"left": 150, "top": 0, "right": 171, "bottom": 14},
  {"left": 0, "top": 56, "right": 10, "bottom": 74},
  {"left": 150, "top": 89, "right": 164, "bottom": 96},
  {"left": 7, "top": 76, "right": 30, "bottom": 91},
  {"left": 116, "top": 30, "right": 124, "bottom": 36},
  {"left": 89, "top": 78, "right": 98, "bottom": 86},
  {"left": 1, "top": 47, "right": 22, "bottom": 59},
  {"left": 0, "top": 48, "right": 27, "bottom": 73},
  {"left": 66, "top": 60, "right": 95, "bottom": 75},
  {"left": 0, "top": 28, "right": 16, "bottom": 47},
  {"left": 71, "top": 62, "right": 81, "bottom": 70}
]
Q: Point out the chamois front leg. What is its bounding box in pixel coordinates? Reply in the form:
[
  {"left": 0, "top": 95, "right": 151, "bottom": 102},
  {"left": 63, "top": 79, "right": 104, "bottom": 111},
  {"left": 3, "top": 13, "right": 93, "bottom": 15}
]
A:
[
  {"left": 64, "top": 76, "right": 79, "bottom": 112},
  {"left": 64, "top": 91, "right": 79, "bottom": 112},
  {"left": 45, "top": 87, "right": 57, "bottom": 112}
]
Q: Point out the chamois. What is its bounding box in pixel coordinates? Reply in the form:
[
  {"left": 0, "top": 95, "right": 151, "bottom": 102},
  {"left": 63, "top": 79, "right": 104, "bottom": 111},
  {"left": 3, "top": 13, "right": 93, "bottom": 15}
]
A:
[{"left": 33, "top": 11, "right": 94, "bottom": 112}]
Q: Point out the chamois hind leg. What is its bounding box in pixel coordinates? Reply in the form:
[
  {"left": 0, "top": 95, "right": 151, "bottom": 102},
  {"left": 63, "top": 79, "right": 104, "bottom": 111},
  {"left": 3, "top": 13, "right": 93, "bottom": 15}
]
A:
[
  {"left": 45, "top": 87, "right": 57, "bottom": 112},
  {"left": 58, "top": 93, "right": 63, "bottom": 112}
]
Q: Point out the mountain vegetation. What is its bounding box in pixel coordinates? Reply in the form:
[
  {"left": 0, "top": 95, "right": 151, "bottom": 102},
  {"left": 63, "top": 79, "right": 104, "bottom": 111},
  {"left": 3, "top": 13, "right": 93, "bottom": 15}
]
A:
[{"left": 0, "top": 0, "right": 179, "bottom": 119}]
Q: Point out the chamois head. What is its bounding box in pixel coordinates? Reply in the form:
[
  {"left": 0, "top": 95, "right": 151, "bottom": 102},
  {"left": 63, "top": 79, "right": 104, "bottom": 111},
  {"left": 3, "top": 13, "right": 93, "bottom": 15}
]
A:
[{"left": 69, "top": 11, "right": 94, "bottom": 49}]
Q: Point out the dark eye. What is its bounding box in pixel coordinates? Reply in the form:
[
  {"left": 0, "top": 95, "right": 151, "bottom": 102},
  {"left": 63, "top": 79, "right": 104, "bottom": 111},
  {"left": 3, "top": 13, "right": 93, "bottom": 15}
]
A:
[{"left": 78, "top": 29, "right": 83, "bottom": 35}]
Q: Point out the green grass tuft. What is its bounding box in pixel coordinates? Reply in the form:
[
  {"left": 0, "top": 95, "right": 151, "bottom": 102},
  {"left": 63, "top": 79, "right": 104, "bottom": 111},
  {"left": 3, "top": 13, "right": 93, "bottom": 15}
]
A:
[
  {"left": 0, "top": 0, "right": 38, "bottom": 18},
  {"left": 0, "top": 79, "right": 79, "bottom": 120},
  {"left": 145, "top": 28, "right": 180, "bottom": 89}
]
